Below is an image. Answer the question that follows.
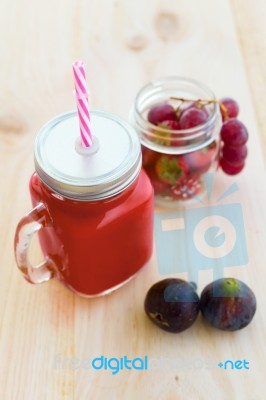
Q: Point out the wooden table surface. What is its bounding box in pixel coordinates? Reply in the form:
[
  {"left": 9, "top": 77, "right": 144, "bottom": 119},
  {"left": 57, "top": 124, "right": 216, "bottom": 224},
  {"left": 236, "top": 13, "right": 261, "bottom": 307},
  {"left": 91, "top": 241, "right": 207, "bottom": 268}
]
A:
[{"left": 0, "top": 0, "right": 266, "bottom": 399}]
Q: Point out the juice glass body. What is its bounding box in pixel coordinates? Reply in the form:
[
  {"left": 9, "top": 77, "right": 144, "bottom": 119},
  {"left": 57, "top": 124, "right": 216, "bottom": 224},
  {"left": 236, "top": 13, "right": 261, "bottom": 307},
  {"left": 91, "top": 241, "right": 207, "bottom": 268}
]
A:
[{"left": 15, "top": 111, "right": 154, "bottom": 297}]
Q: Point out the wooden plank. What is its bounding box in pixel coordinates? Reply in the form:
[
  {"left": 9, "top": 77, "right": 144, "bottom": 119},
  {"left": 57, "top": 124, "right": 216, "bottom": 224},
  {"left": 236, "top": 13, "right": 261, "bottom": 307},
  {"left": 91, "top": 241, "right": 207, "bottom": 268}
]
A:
[
  {"left": 0, "top": 0, "right": 265, "bottom": 399},
  {"left": 230, "top": 0, "right": 266, "bottom": 162}
]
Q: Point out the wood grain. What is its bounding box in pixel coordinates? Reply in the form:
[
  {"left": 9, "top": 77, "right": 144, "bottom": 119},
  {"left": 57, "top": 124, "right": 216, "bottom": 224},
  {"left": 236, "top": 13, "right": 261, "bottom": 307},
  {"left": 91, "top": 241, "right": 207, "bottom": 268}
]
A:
[
  {"left": 231, "top": 0, "right": 266, "bottom": 161},
  {"left": 0, "top": 0, "right": 266, "bottom": 399}
]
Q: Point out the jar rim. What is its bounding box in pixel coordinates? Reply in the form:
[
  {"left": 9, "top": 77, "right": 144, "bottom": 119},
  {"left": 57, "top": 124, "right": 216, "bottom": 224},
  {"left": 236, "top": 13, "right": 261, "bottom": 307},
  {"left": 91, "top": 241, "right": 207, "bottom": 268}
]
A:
[{"left": 132, "top": 76, "right": 222, "bottom": 154}]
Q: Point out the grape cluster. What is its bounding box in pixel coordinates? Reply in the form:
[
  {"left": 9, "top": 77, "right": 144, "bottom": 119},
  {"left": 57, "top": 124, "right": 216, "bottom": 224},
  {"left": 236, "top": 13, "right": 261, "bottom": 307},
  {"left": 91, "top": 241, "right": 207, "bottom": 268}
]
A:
[
  {"left": 141, "top": 95, "right": 249, "bottom": 202},
  {"left": 219, "top": 98, "right": 249, "bottom": 175}
]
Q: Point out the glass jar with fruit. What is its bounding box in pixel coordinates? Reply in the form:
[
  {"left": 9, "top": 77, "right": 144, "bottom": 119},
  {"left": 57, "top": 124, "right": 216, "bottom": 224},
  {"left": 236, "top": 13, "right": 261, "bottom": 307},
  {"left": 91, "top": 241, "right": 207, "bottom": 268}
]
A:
[{"left": 131, "top": 77, "right": 240, "bottom": 206}]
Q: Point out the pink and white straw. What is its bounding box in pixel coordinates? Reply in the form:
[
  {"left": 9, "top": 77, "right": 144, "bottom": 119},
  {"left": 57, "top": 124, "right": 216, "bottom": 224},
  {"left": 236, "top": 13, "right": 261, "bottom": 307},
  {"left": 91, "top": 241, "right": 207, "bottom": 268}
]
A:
[{"left": 72, "top": 60, "right": 93, "bottom": 147}]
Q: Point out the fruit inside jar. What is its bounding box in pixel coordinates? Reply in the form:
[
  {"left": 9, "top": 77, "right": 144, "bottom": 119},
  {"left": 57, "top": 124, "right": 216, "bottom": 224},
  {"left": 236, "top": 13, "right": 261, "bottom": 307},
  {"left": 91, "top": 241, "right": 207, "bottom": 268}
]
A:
[
  {"left": 131, "top": 78, "right": 223, "bottom": 206},
  {"left": 142, "top": 140, "right": 219, "bottom": 202}
]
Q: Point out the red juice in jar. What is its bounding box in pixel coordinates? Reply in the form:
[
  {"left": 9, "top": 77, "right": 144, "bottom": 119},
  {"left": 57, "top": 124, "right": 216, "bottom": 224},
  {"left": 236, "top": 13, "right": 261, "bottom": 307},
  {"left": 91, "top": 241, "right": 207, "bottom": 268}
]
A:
[{"left": 14, "top": 111, "right": 154, "bottom": 297}]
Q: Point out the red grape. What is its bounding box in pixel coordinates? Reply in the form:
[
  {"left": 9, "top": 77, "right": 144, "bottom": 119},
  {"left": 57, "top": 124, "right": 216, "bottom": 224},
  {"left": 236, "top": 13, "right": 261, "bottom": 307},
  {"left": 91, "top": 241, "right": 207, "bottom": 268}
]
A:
[
  {"left": 180, "top": 101, "right": 209, "bottom": 119},
  {"left": 220, "top": 158, "right": 245, "bottom": 175},
  {"left": 147, "top": 104, "right": 176, "bottom": 125},
  {"left": 219, "top": 97, "right": 239, "bottom": 120},
  {"left": 179, "top": 107, "right": 209, "bottom": 129},
  {"left": 222, "top": 144, "right": 248, "bottom": 165},
  {"left": 221, "top": 119, "right": 248, "bottom": 146}
]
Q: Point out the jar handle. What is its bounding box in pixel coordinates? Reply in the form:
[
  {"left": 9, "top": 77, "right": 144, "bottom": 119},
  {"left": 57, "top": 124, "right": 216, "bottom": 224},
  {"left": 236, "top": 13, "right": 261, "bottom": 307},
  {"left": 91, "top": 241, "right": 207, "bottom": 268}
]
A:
[{"left": 14, "top": 202, "right": 56, "bottom": 284}]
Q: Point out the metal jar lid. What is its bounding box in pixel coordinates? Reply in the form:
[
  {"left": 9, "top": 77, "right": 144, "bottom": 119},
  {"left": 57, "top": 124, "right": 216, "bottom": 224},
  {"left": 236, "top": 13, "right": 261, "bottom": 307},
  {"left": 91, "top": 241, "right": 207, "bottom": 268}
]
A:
[{"left": 34, "top": 110, "right": 142, "bottom": 201}]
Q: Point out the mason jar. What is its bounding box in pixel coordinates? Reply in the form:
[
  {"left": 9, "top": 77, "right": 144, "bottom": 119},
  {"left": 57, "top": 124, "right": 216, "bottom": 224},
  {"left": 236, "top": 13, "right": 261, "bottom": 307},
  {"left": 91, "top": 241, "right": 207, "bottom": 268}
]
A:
[
  {"left": 131, "top": 77, "right": 222, "bottom": 206},
  {"left": 14, "top": 110, "right": 154, "bottom": 297}
]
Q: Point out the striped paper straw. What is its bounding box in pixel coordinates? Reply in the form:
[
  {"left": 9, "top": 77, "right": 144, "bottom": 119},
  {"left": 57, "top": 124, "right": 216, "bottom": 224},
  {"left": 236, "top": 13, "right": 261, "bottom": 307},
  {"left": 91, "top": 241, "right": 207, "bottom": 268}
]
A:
[{"left": 72, "top": 60, "right": 93, "bottom": 147}]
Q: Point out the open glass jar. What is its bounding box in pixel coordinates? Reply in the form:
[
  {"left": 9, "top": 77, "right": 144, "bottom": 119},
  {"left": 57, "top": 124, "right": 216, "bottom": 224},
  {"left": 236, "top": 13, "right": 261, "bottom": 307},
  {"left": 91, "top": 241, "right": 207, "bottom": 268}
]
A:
[{"left": 131, "top": 77, "right": 222, "bottom": 206}]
